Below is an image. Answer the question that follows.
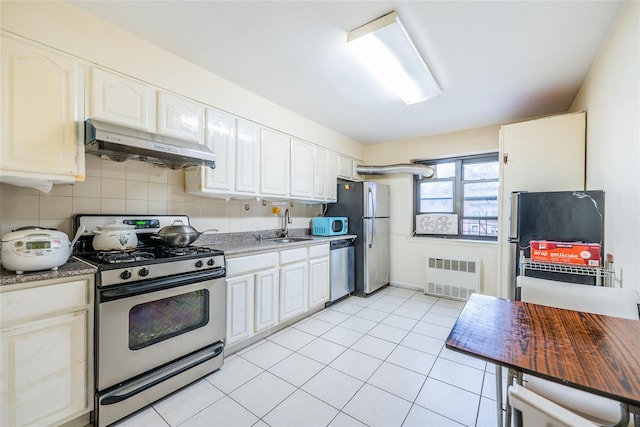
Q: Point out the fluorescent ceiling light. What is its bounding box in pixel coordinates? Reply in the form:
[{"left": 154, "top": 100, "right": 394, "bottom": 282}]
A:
[{"left": 347, "top": 11, "right": 442, "bottom": 105}]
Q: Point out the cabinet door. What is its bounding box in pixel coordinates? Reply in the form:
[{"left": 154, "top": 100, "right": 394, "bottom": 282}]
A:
[
  {"left": 1, "top": 36, "right": 83, "bottom": 182},
  {"left": 226, "top": 275, "right": 254, "bottom": 346},
  {"left": 254, "top": 268, "right": 279, "bottom": 333},
  {"left": 337, "top": 154, "right": 353, "bottom": 179},
  {"left": 157, "top": 91, "right": 204, "bottom": 143},
  {"left": 309, "top": 256, "right": 330, "bottom": 308},
  {"left": 279, "top": 262, "right": 308, "bottom": 322},
  {"left": 204, "top": 107, "right": 236, "bottom": 191},
  {"left": 260, "top": 129, "right": 290, "bottom": 196},
  {"left": 89, "top": 67, "right": 156, "bottom": 131},
  {"left": 326, "top": 151, "right": 338, "bottom": 202},
  {"left": 352, "top": 159, "right": 363, "bottom": 181},
  {"left": 290, "top": 138, "right": 314, "bottom": 198},
  {"left": 1, "top": 310, "right": 89, "bottom": 427},
  {"left": 313, "top": 147, "right": 328, "bottom": 200},
  {"left": 236, "top": 119, "right": 261, "bottom": 194}
]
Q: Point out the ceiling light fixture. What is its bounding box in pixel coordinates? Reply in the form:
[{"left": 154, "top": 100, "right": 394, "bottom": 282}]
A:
[{"left": 347, "top": 11, "right": 442, "bottom": 105}]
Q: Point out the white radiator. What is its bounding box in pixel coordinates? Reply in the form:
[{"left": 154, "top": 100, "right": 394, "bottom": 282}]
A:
[{"left": 425, "top": 257, "right": 481, "bottom": 301}]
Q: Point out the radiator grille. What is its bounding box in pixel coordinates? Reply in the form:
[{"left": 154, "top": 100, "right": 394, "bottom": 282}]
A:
[{"left": 425, "top": 257, "right": 480, "bottom": 301}]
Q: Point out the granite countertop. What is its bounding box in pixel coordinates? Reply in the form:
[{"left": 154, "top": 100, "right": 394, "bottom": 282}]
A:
[
  {"left": 0, "top": 229, "right": 356, "bottom": 285},
  {"left": 0, "top": 259, "right": 98, "bottom": 287},
  {"left": 194, "top": 229, "right": 357, "bottom": 257}
]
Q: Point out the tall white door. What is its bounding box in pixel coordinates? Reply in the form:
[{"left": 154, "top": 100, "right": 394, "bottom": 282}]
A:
[
  {"left": 204, "top": 107, "right": 236, "bottom": 191},
  {"left": 236, "top": 119, "right": 261, "bottom": 194},
  {"left": 497, "top": 112, "right": 586, "bottom": 297},
  {"left": 260, "top": 129, "right": 290, "bottom": 196}
]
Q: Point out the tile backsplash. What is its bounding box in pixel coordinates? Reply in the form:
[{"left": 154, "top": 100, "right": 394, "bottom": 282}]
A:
[{"left": 0, "top": 155, "right": 321, "bottom": 237}]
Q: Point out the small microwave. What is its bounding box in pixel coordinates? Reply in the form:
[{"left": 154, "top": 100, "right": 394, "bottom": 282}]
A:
[{"left": 312, "top": 217, "right": 348, "bottom": 236}]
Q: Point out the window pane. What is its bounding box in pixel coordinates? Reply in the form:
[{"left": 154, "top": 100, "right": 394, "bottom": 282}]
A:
[
  {"left": 464, "top": 161, "right": 498, "bottom": 180},
  {"left": 462, "top": 219, "right": 498, "bottom": 236},
  {"left": 419, "top": 181, "right": 453, "bottom": 213},
  {"left": 464, "top": 182, "right": 499, "bottom": 198},
  {"left": 420, "top": 181, "right": 453, "bottom": 198},
  {"left": 463, "top": 199, "right": 499, "bottom": 217},
  {"left": 420, "top": 199, "right": 453, "bottom": 212},
  {"left": 435, "top": 162, "right": 455, "bottom": 178}
]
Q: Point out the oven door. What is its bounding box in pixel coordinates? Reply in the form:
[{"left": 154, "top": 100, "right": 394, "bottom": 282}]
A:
[{"left": 97, "top": 272, "right": 225, "bottom": 391}]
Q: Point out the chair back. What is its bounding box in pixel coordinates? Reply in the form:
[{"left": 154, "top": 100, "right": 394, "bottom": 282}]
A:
[
  {"left": 518, "top": 277, "right": 640, "bottom": 319},
  {"left": 508, "top": 384, "right": 598, "bottom": 427}
]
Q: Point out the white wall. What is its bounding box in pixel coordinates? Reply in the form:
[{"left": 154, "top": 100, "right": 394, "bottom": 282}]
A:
[
  {"left": 363, "top": 125, "right": 501, "bottom": 295},
  {"left": 570, "top": 0, "right": 640, "bottom": 291}
]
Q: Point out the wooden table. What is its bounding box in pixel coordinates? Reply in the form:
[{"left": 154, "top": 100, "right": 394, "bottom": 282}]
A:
[{"left": 445, "top": 293, "right": 640, "bottom": 426}]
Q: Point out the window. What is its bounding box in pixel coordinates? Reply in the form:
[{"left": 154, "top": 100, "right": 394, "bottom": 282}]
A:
[{"left": 414, "top": 153, "right": 499, "bottom": 240}]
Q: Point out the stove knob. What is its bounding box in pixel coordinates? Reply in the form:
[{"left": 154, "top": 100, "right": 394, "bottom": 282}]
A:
[
  {"left": 207, "top": 258, "right": 215, "bottom": 266},
  {"left": 139, "top": 267, "right": 150, "bottom": 277},
  {"left": 120, "top": 270, "right": 132, "bottom": 280},
  {"left": 195, "top": 260, "right": 204, "bottom": 268}
]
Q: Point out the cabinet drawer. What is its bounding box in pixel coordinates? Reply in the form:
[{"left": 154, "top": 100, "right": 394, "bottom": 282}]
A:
[
  {"left": 280, "top": 247, "right": 308, "bottom": 265},
  {"left": 1, "top": 279, "right": 89, "bottom": 325},
  {"left": 227, "top": 252, "right": 278, "bottom": 276},
  {"left": 308, "top": 244, "right": 330, "bottom": 259}
]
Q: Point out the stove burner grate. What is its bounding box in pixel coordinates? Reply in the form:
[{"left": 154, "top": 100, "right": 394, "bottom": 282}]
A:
[
  {"left": 96, "top": 250, "right": 156, "bottom": 264},
  {"left": 160, "top": 246, "right": 215, "bottom": 257}
]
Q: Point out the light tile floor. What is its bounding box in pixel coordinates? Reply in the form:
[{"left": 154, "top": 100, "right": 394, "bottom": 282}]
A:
[{"left": 114, "top": 287, "right": 506, "bottom": 427}]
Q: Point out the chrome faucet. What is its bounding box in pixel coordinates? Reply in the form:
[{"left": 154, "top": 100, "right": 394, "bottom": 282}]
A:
[{"left": 281, "top": 208, "right": 292, "bottom": 237}]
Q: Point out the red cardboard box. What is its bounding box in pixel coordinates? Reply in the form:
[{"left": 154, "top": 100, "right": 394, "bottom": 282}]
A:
[{"left": 530, "top": 240, "right": 601, "bottom": 267}]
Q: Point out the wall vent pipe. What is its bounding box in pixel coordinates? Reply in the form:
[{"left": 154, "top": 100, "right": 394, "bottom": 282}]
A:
[{"left": 356, "top": 164, "right": 434, "bottom": 178}]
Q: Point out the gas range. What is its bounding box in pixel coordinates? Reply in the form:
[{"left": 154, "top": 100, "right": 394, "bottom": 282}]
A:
[{"left": 73, "top": 214, "right": 225, "bottom": 287}]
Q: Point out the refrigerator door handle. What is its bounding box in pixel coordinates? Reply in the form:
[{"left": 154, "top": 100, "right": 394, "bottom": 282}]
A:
[
  {"left": 509, "top": 191, "right": 520, "bottom": 240},
  {"left": 368, "top": 188, "right": 375, "bottom": 248}
]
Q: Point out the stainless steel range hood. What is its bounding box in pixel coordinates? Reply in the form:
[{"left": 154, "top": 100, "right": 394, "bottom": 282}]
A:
[{"left": 85, "top": 119, "right": 216, "bottom": 170}]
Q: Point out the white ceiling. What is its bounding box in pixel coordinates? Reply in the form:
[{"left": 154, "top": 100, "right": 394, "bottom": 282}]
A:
[{"left": 68, "top": 1, "right": 624, "bottom": 145}]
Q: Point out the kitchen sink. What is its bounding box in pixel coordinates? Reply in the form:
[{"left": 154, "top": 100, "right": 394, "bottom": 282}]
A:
[{"left": 268, "top": 237, "right": 314, "bottom": 243}]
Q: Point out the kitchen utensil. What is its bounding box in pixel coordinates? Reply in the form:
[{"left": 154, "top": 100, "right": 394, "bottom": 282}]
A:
[
  {"left": 92, "top": 221, "right": 138, "bottom": 251},
  {"left": 151, "top": 220, "right": 217, "bottom": 247},
  {"left": 1, "top": 225, "right": 84, "bottom": 274}
]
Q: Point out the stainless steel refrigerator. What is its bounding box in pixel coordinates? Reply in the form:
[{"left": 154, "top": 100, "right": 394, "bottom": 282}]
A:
[
  {"left": 326, "top": 180, "right": 390, "bottom": 296},
  {"left": 508, "top": 190, "right": 604, "bottom": 298}
]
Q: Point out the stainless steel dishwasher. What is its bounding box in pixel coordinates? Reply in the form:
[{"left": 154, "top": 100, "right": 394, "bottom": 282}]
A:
[{"left": 328, "top": 238, "right": 355, "bottom": 305}]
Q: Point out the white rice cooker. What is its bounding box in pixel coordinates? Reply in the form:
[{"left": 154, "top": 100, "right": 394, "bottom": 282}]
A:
[{"left": 1, "top": 226, "right": 83, "bottom": 274}]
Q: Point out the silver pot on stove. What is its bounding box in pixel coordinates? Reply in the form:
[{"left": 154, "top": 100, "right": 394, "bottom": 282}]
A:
[{"left": 151, "top": 220, "right": 217, "bottom": 247}]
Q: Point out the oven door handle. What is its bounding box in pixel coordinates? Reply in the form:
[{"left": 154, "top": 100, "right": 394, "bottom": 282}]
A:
[
  {"left": 100, "top": 269, "right": 225, "bottom": 301},
  {"left": 101, "top": 343, "right": 224, "bottom": 405}
]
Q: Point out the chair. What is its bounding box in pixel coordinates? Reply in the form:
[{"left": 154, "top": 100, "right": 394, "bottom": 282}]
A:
[
  {"left": 517, "top": 277, "right": 640, "bottom": 426},
  {"left": 508, "top": 384, "right": 598, "bottom": 427}
]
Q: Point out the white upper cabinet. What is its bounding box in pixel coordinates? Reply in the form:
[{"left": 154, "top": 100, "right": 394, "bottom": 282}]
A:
[
  {"left": 204, "top": 107, "right": 236, "bottom": 191},
  {"left": 326, "top": 151, "right": 338, "bottom": 202},
  {"left": 88, "top": 67, "right": 156, "bottom": 131},
  {"left": 235, "top": 119, "right": 261, "bottom": 195},
  {"left": 0, "top": 34, "right": 84, "bottom": 185},
  {"left": 313, "top": 147, "right": 328, "bottom": 200},
  {"left": 157, "top": 91, "right": 204, "bottom": 143},
  {"left": 337, "top": 154, "right": 353, "bottom": 179},
  {"left": 290, "top": 138, "right": 314, "bottom": 199},
  {"left": 260, "top": 128, "right": 290, "bottom": 196},
  {"left": 351, "top": 158, "right": 363, "bottom": 181}
]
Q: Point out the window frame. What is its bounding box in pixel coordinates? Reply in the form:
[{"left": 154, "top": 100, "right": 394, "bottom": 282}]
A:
[{"left": 414, "top": 152, "right": 499, "bottom": 241}]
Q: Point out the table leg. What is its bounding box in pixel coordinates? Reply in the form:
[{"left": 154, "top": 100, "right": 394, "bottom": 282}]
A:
[
  {"left": 495, "top": 365, "right": 503, "bottom": 427},
  {"left": 505, "top": 369, "right": 514, "bottom": 427}
]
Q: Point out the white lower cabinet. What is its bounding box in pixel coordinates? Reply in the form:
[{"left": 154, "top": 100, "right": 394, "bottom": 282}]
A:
[
  {"left": 225, "top": 244, "right": 331, "bottom": 349},
  {"left": 279, "top": 247, "right": 309, "bottom": 322},
  {"left": 225, "top": 252, "right": 278, "bottom": 346},
  {"left": 0, "top": 276, "right": 94, "bottom": 427},
  {"left": 254, "top": 269, "right": 279, "bottom": 333},
  {"left": 308, "top": 244, "right": 330, "bottom": 308},
  {"left": 225, "top": 274, "right": 254, "bottom": 346}
]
